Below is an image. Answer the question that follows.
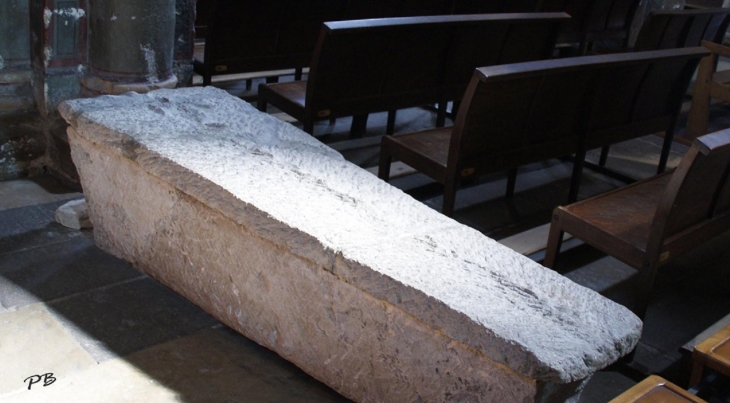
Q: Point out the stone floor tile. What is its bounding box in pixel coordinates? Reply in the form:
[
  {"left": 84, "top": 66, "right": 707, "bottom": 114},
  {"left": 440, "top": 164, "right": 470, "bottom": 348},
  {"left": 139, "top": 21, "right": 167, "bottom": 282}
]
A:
[
  {"left": 578, "top": 371, "right": 637, "bottom": 403},
  {"left": 0, "top": 236, "right": 143, "bottom": 309},
  {"left": 642, "top": 293, "right": 730, "bottom": 356},
  {"left": 122, "top": 326, "right": 350, "bottom": 403},
  {"left": 0, "top": 201, "right": 87, "bottom": 255},
  {"left": 498, "top": 223, "right": 574, "bottom": 256},
  {"left": 47, "top": 277, "right": 220, "bottom": 362},
  {"left": 0, "top": 176, "right": 82, "bottom": 212},
  {"left": 0, "top": 356, "right": 178, "bottom": 403},
  {"left": 562, "top": 256, "right": 637, "bottom": 295},
  {"left": 585, "top": 135, "right": 686, "bottom": 181},
  {"left": 0, "top": 327, "right": 349, "bottom": 403},
  {"left": 0, "top": 304, "right": 96, "bottom": 397}
]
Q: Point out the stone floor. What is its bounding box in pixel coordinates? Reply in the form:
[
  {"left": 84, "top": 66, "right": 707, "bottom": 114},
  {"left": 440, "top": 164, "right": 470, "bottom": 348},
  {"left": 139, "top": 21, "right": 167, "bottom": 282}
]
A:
[{"left": 2, "top": 73, "right": 730, "bottom": 402}]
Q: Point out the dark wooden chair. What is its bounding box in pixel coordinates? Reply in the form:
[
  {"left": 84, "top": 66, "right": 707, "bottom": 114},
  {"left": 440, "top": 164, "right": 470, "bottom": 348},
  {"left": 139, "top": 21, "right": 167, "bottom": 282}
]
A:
[
  {"left": 378, "top": 47, "right": 707, "bottom": 216},
  {"left": 597, "top": 7, "right": 730, "bottom": 165},
  {"left": 544, "top": 128, "right": 730, "bottom": 321},
  {"left": 257, "top": 13, "right": 568, "bottom": 137},
  {"left": 538, "top": 0, "right": 642, "bottom": 55}
]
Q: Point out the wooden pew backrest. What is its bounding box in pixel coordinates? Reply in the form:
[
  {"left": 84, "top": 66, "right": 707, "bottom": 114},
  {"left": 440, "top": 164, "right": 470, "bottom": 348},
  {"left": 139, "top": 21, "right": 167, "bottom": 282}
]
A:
[
  {"left": 197, "top": 0, "right": 545, "bottom": 83},
  {"left": 634, "top": 8, "right": 730, "bottom": 51},
  {"left": 448, "top": 47, "right": 708, "bottom": 179},
  {"left": 539, "top": 0, "right": 642, "bottom": 51},
  {"left": 650, "top": 129, "right": 730, "bottom": 260},
  {"left": 304, "top": 13, "right": 568, "bottom": 119}
]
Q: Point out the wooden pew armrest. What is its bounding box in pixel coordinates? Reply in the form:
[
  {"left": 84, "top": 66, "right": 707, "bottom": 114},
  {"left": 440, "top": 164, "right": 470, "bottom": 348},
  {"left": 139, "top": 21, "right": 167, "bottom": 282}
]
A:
[{"left": 702, "top": 40, "right": 730, "bottom": 59}]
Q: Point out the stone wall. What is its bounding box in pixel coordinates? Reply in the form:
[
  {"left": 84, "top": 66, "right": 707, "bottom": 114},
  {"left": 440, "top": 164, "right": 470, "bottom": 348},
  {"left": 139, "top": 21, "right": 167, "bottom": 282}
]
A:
[{"left": 60, "top": 87, "right": 643, "bottom": 403}]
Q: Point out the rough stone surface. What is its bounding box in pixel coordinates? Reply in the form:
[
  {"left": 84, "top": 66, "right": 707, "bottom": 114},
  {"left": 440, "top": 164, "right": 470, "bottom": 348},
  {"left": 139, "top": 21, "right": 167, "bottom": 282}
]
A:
[
  {"left": 54, "top": 199, "right": 92, "bottom": 229},
  {"left": 59, "top": 87, "right": 643, "bottom": 403}
]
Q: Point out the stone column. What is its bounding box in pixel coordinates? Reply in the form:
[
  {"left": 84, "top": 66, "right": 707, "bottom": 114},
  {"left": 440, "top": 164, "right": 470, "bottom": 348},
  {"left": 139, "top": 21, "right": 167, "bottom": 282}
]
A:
[
  {"left": 0, "top": 0, "right": 43, "bottom": 180},
  {"left": 82, "top": 0, "right": 177, "bottom": 95},
  {"left": 0, "top": 0, "right": 31, "bottom": 71},
  {"left": 0, "top": 0, "right": 33, "bottom": 112}
]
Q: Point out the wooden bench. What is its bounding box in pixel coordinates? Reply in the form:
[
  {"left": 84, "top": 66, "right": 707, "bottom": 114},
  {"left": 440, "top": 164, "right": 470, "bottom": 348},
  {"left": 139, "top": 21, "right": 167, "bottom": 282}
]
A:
[
  {"left": 378, "top": 47, "right": 707, "bottom": 216},
  {"left": 544, "top": 128, "right": 730, "bottom": 321},
  {"left": 194, "top": 0, "right": 544, "bottom": 86},
  {"left": 256, "top": 13, "right": 568, "bottom": 136}
]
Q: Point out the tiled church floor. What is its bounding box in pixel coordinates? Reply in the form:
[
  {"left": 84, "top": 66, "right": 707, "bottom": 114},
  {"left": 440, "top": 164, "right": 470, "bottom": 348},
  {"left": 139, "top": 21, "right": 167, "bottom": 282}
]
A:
[{"left": 2, "top": 77, "right": 730, "bottom": 401}]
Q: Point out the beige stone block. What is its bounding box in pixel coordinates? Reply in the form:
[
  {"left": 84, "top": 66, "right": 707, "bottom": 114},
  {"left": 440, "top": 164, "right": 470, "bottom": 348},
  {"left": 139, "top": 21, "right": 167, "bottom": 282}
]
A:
[{"left": 59, "top": 87, "right": 643, "bottom": 403}]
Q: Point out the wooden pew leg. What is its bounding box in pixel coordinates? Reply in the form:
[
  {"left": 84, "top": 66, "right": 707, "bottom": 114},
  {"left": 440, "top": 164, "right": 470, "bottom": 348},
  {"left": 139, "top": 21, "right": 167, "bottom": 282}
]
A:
[
  {"left": 599, "top": 146, "right": 609, "bottom": 167},
  {"left": 246, "top": 79, "right": 252, "bottom": 91},
  {"left": 436, "top": 102, "right": 447, "bottom": 128},
  {"left": 203, "top": 74, "right": 212, "bottom": 87},
  {"left": 543, "top": 214, "right": 564, "bottom": 269},
  {"left": 350, "top": 114, "right": 369, "bottom": 138},
  {"left": 632, "top": 260, "right": 659, "bottom": 322},
  {"left": 686, "top": 54, "right": 716, "bottom": 142},
  {"left": 658, "top": 126, "right": 677, "bottom": 174},
  {"left": 689, "top": 361, "right": 705, "bottom": 389},
  {"left": 568, "top": 150, "right": 586, "bottom": 203},
  {"left": 442, "top": 176, "right": 459, "bottom": 217},
  {"left": 506, "top": 168, "right": 518, "bottom": 199},
  {"left": 386, "top": 110, "right": 397, "bottom": 135},
  {"left": 294, "top": 67, "right": 303, "bottom": 81},
  {"left": 378, "top": 150, "right": 392, "bottom": 182},
  {"left": 303, "top": 121, "right": 314, "bottom": 135},
  {"left": 450, "top": 100, "right": 461, "bottom": 120},
  {"left": 257, "top": 98, "right": 268, "bottom": 113}
]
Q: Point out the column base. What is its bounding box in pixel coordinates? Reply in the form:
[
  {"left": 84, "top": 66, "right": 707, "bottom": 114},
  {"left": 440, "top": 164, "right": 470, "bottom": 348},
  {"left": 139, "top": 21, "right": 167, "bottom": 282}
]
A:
[{"left": 80, "top": 74, "right": 178, "bottom": 96}]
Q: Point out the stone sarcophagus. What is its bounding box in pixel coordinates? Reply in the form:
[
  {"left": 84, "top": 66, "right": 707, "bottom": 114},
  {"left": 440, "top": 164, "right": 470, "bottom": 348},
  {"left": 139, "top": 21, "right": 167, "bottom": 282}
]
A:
[{"left": 59, "top": 87, "right": 642, "bottom": 403}]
